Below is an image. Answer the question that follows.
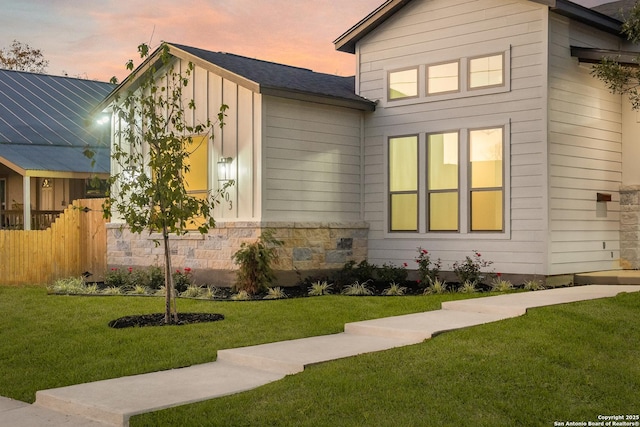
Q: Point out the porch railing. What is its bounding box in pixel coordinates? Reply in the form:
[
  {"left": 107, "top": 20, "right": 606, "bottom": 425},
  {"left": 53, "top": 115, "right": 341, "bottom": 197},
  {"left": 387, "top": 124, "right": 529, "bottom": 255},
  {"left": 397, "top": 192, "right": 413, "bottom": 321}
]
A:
[{"left": 0, "top": 210, "right": 64, "bottom": 230}]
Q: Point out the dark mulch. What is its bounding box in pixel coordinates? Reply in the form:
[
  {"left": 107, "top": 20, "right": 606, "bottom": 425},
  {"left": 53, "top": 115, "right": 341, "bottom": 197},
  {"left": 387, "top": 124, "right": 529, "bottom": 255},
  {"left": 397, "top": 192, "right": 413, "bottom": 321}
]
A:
[{"left": 108, "top": 312, "right": 224, "bottom": 329}]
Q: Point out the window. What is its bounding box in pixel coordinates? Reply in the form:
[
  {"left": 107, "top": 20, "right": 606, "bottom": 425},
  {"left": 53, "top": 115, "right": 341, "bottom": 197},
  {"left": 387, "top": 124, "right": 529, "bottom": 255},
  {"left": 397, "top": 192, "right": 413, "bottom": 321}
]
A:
[
  {"left": 427, "top": 132, "right": 459, "bottom": 231},
  {"left": 389, "top": 135, "right": 418, "bottom": 231},
  {"left": 469, "top": 128, "right": 503, "bottom": 231},
  {"left": 469, "top": 54, "right": 504, "bottom": 89},
  {"left": 388, "top": 126, "right": 506, "bottom": 234},
  {"left": 388, "top": 68, "right": 418, "bottom": 100},
  {"left": 427, "top": 61, "right": 459, "bottom": 95},
  {"left": 183, "top": 135, "right": 209, "bottom": 230}
]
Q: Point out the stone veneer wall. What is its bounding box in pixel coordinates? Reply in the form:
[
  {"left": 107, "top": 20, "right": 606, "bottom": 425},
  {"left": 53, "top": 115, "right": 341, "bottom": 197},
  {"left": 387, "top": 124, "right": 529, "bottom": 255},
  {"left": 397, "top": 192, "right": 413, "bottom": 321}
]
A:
[
  {"left": 620, "top": 185, "right": 640, "bottom": 269},
  {"left": 106, "top": 221, "right": 369, "bottom": 286}
]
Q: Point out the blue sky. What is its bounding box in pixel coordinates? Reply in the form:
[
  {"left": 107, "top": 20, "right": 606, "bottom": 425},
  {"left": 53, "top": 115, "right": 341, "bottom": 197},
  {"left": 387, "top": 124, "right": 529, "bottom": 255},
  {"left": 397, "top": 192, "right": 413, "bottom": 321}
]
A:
[{"left": 0, "top": 0, "right": 623, "bottom": 82}]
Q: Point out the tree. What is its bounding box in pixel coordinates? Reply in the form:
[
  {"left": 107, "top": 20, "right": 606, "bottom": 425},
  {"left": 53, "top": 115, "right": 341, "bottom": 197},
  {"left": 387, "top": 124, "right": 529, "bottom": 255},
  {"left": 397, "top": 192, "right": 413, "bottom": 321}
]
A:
[
  {"left": 591, "top": 2, "right": 640, "bottom": 109},
  {"left": 106, "top": 43, "right": 231, "bottom": 324},
  {"left": 0, "top": 40, "right": 48, "bottom": 73}
]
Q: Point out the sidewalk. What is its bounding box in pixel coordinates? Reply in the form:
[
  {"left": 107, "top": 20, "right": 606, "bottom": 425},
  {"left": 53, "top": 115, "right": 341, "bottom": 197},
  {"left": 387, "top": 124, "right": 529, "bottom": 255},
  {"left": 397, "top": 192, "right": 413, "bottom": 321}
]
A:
[{"left": 3, "top": 284, "right": 640, "bottom": 427}]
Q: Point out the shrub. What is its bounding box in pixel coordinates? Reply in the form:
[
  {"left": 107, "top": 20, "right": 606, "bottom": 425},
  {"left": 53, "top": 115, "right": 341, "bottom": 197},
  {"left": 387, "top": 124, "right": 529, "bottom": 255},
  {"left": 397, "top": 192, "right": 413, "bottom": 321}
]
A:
[
  {"left": 147, "top": 266, "right": 165, "bottom": 290},
  {"left": 104, "top": 268, "right": 131, "bottom": 288},
  {"left": 524, "top": 279, "right": 545, "bottom": 291},
  {"left": 128, "top": 284, "right": 150, "bottom": 295},
  {"left": 200, "top": 286, "right": 221, "bottom": 299},
  {"left": 181, "top": 284, "right": 203, "bottom": 298},
  {"left": 232, "top": 230, "right": 283, "bottom": 295},
  {"left": 458, "top": 281, "right": 477, "bottom": 294},
  {"left": 423, "top": 278, "right": 448, "bottom": 295},
  {"left": 415, "top": 248, "right": 441, "bottom": 286},
  {"left": 48, "top": 276, "right": 86, "bottom": 294},
  {"left": 383, "top": 282, "right": 407, "bottom": 296},
  {"left": 231, "top": 290, "right": 251, "bottom": 301},
  {"left": 333, "top": 260, "right": 378, "bottom": 286},
  {"left": 491, "top": 276, "right": 514, "bottom": 292},
  {"left": 102, "top": 286, "right": 123, "bottom": 295},
  {"left": 342, "top": 280, "right": 373, "bottom": 296},
  {"left": 172, "top": 268, "right": 193, "bottom": 293},
  {"left": 452, "top": 251, "right": 493, "bottom": 285},
  {"left": 264, "top": 287, "right": 288, "bottom": 300},
  {"left": 377, "top": 262, "right": 408, "bottom": 284},
  {"left": 308, "top": 281, "right": 333, "bottom": 296}
]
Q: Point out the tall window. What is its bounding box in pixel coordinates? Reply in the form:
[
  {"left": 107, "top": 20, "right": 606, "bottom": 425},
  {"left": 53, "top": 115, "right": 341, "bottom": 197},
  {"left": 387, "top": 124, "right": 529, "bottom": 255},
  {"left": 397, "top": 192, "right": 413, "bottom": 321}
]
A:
[
  {"left": 469, "top": 128, "right": 503, "bottom": 231},
  {"left": 389, "top": 135, "right": 418, "bottom": 231},
  {"left": 388, "top": 68, "right": 418, "bottom": 100},
  {"left": 183, "top": 135, "right": 209, "bottom": 230},
  {"left": 427, "top": 61, "right": 459, "bottom": 95},
  {"left": 469, "top": 54, "right": 504, "bottom": 89},
  {"left": 428, "top": 132, "right": 459, "bottom": 231}
]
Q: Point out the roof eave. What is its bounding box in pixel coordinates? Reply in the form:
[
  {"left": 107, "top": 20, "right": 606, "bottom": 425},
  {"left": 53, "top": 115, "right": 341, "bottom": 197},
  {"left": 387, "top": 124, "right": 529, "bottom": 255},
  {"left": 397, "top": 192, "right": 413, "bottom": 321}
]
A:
[
  {"left": 571, "top": 46, "right": 640, "bottom": 66},
  {"left": 335, "top": 0, "right": 624, "bottom": 55},
  {"left": 261, "top": 86, "right": 376, "bottom": 111}
]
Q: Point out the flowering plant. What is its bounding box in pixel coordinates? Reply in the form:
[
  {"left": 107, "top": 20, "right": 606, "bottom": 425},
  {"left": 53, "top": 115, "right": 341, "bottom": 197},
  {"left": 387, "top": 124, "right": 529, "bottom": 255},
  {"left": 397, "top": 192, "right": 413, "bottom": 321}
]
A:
[
  {"left": 451, "top": 251, "right": 493, "bottom": 285},
  {"left": 415, "top": 248, "right": 441, "bottom": 286},
  {"left": 173, "top": 267, "right": 193, "bottom": 293},
  {"left": 377, "top": 262, "right": 409, "bottom": 284}
]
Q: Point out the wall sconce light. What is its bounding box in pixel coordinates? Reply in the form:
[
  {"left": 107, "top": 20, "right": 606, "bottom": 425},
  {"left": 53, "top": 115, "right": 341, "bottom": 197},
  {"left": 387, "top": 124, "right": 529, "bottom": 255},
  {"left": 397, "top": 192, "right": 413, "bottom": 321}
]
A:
[{"left": 217, "top": 157, "right": 233, "bottom": 183}]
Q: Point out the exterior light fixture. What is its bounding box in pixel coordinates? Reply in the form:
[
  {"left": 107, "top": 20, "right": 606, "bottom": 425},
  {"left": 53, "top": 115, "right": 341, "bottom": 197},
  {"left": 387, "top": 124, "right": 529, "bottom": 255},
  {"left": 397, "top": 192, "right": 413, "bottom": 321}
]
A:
[
  {"left": 96, "top": 115, "right": 110, "bottom": 125},
  {"left": 217, "top": 157, "right": 233, "bottom": 183}
]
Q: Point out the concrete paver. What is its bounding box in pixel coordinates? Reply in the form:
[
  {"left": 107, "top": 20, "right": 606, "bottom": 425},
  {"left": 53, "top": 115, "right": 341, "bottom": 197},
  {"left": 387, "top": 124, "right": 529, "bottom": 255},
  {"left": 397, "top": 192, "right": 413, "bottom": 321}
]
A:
[{"left": 3, "top": 283, "right": 640, "bottom": 427}]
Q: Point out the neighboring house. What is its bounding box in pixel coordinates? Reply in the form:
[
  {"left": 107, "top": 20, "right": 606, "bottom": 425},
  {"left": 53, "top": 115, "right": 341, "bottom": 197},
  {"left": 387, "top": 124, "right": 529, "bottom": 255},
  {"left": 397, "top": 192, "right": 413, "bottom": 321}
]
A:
[
  {"left": 101, "top": 0, "right": 640, "bottom": 284},
  {"left": 0, "top": 70, "right": 114, "bottom": 229}
]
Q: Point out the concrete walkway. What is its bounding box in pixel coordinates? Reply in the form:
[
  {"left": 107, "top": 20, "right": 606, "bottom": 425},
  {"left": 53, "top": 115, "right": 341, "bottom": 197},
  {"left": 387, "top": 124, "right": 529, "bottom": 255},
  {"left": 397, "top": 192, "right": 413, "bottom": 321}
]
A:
[{"left": 3, "top": 284, "right": 640, "bottom": 427}]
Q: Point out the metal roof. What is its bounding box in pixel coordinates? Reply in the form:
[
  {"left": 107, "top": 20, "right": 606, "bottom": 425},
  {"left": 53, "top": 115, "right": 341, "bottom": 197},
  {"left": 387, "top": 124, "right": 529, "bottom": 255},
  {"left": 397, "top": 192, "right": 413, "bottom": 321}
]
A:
[{"left": 0, "top": 69, "right": 114, "bottom": 175}]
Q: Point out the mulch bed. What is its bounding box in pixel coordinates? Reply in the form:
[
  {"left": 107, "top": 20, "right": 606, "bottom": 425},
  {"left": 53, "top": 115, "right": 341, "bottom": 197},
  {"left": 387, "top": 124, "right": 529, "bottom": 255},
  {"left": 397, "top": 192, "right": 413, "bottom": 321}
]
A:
[{"left": 108, "top": 312, "right": 224, "bottom": 328}]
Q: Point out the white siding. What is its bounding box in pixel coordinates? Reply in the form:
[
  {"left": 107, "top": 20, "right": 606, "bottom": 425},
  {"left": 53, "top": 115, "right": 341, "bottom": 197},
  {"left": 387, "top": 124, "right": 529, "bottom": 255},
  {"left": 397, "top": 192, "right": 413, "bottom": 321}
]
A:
[
  {"left": 263, "top": 96, "right": 363, "bottom": 221},
  {"left": 358, "top": 0, "right": 549, "bottom": 274},
  {"left": 547, "top": 15, "right": 623, "bottom": 274}
]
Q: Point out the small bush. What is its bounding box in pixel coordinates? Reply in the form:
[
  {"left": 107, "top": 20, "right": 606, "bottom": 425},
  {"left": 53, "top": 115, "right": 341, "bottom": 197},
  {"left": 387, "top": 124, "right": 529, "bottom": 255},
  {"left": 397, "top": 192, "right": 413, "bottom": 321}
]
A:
[
  {"left": 200, "top": 286, "right": 221, "bottom": 299},
  {"left": 423, "top": 278, "right": 448, "bottom": 295},
  {"left": 491, "top": 277, "right": 514, "bottom": 292},
  {"left": 128, "top": 285, "right": 150, "bottom": 295},
  {"left": 524, "top": 279, "right": 545, "bottom": 291},
  {"left": 147, "top": 266, "right": 165, "bottom": 290},
  {"left": 458, "top": 281, "right": 477, "bottom": 294},
  {"left": 49, "top": 276, "right": 86, "bottom": 294},
  {"left": 231, "top": 290, "right": 251, "bottom": 301},
  {"left": 452, "top": 251, "right": 493, "bottom": 285},
  {"left": 232, "top": 230, "right": 283, "bottom": 295},
  {"left": 181, "top": 284, "right": 202, "bottom": 298},
  {"left": 342, "top": 280, "right": 373, "bottom": 296},
  {"left": 383, "top": 282, "right": 407, "bottom": 296},
  {"left": 173, "top": 268, "right": 193, "bottom": 294},
  {"left": 415, "top": 248, "right": 441, "bottom": 286},
  {"left": 104, "top": 268, "right": 131, "bottom": 288},
  {"left": 308, "top": 281, "right": 332, "bottom": 296},
  {"left": 377, "top": 262, "right": 408, "bottom": 284},
  {"left": 102, "top": 286, "right": 123, "bottom": 295},
  {"left": 264, "top": 287, "right": 288, "bottom": 300}
]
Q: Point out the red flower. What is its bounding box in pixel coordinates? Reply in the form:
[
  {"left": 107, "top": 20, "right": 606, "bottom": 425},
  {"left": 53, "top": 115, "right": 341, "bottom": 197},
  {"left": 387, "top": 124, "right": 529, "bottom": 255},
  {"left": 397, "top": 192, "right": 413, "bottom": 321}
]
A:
[
  {"left": 184, "top": 267, "right": 192, "bottom": 272},
  {"left": 128, "top": 267, "right": 133, "bottom": 273},
  {"left": 497, "top": 272, "right": 502, "bottom": 277},
  {"left": 111, "top": 268, "right": 117, "bottom": 271},
  {"left": 403, "top": 262, "right": 408, "bottom": 267},
  {"left": 176, "top": 269, "right": 181, "bottom": 274},
  {"left": 475, "top": 252, "right": 481, "bottom": 257},
  {"left": 422, "top": 249, "right": 428, "bottom": 254}
]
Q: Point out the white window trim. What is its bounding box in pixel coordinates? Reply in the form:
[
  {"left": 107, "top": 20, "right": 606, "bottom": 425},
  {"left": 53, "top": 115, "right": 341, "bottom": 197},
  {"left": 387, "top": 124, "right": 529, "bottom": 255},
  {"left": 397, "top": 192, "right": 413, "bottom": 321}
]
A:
[
  {"left": 383, "top": 121, "right": 511, "bottom": 240},
  {"left": 382, "top": 47, "right": 511, "bottom": 107},
  {"left": 387, "top": 66, "right": 421, "bottom": 102}
]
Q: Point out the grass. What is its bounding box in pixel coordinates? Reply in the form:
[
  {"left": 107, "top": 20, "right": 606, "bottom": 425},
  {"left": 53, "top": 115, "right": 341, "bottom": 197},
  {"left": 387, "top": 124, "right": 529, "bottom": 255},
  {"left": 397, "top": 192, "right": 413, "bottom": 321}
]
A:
[
  {"left": 0, "top": 286, "right": 471, "bottom": 403},
  {"left": 131, "top": 290, "right": 640, "bottom": 427}
]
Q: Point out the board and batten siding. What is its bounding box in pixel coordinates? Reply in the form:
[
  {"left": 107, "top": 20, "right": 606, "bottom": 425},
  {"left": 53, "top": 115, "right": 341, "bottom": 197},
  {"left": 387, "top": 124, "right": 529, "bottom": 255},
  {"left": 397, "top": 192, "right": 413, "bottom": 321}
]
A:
[
  {"left": 357, "top": 0, "right": 549, "bottom": 275},
  {"left": 547, "top": 15, "right": 623, "bottom": 274},
  {"left": 263, "top": 96, "right": 363, "bottom": 221},
  {"left": 110, "top": 58, "right": 262, "bottom": 223}
]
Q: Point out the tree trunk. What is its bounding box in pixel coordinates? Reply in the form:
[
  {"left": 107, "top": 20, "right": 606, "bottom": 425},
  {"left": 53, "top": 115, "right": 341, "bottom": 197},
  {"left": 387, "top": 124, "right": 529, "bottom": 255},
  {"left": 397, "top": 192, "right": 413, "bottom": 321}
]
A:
[{"left": 162, "top": 226, "right": 176, "bottom": 324}]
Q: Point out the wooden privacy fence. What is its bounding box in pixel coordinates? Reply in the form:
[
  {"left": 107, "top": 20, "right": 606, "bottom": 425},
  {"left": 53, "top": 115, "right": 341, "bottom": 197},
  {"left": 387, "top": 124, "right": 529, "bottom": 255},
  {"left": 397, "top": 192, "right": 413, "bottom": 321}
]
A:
[{"left": 0, "top": 198, "right": 107, "bottom": 285}]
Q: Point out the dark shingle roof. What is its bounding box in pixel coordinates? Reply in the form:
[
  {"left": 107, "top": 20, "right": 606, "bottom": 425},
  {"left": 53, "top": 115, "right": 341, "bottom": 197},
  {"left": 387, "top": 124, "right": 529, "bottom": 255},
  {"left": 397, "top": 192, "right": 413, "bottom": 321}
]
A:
[
  {"left": 0, "top": 69, "right": 114, "bottom": 174},
  {"left": 168, "top": 43, "right": 375, "bottom": 110},
  {"left": 592, "top": 0, "right": 636, "bottom": 21}
]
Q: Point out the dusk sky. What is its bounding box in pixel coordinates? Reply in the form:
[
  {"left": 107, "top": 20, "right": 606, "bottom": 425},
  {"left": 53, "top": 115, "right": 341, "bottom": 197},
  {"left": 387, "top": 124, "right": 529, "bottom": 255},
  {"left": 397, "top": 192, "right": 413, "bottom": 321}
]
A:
[{"left": 0, "top": 0, "right": 622, "bottom": 83}]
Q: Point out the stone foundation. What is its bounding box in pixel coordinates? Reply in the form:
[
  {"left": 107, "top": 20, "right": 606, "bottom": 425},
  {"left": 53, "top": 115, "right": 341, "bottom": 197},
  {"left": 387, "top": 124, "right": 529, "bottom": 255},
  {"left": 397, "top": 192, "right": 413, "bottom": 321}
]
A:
[
  {"left": 620, "top": 185, "right": 640, "bottom": 269},
  {"left": 107, "top": 221, "right": 369, "bottom": 286}
]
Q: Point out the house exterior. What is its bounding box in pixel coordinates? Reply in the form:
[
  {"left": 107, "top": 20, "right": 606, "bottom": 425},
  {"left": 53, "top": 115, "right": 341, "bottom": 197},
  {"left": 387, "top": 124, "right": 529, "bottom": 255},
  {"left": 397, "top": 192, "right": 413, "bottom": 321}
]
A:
[
  {"left": 102, "top": 0, "right": 640, "bottom": 285},
  {"left": 334, "top": 0, "right": 640, "bottom": 278},
  {"left": 0, "top": 70, "right": 113, "bottom": 230}
]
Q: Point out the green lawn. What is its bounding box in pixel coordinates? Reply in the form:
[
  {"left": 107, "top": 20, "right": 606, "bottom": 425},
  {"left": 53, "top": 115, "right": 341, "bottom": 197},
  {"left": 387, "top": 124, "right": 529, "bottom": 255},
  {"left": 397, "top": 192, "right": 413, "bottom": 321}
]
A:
[
  {"left": 0, "top": 286, "right": 472, "bottom": 403},
  {"left": 132, "top": 290, "right": 640, "bottom": 427},
  {"left": 2, "top": 286, "right": 638, "bottom": 427}
]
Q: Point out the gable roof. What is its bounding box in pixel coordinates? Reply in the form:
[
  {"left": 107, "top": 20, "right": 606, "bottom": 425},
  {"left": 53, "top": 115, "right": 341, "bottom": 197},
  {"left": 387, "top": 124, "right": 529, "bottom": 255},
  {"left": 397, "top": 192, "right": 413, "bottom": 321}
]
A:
[
  {"left": 0, "top": 69, "right": 114, "bottom": 176},
  {"left": 334, "top": 0, "right": 624, "bottom": 54},
  {"left": 97, "top": 42, "right": 376, "bottom": 114}
]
